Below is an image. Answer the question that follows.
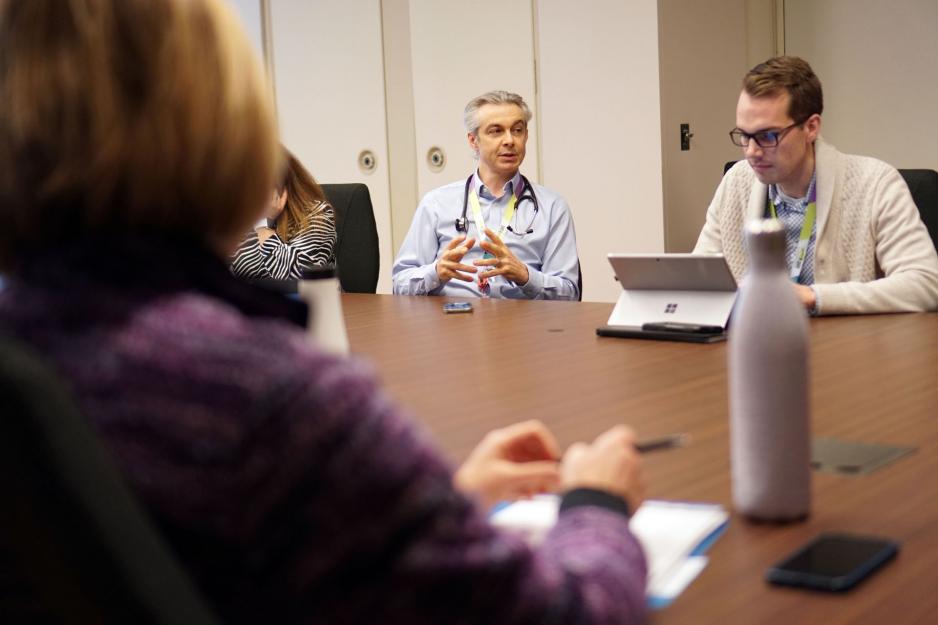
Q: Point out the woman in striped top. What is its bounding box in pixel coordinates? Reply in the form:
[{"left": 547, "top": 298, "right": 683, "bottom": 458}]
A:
[{"left": 231, "top": 149, "right": 336, "bottom": 280}]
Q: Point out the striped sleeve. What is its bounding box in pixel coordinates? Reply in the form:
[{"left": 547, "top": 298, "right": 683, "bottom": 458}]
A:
[
  {"left": 229, "top": 231, "right": 267, "bottom": 280},
  {"left": 230, "top": 203, "right": 337, "bottom": 281}
]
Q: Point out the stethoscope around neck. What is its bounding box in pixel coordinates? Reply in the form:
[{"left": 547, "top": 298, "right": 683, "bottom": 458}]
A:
[{"left": 454, "top": 173, "right": 539, "bottom": 235}]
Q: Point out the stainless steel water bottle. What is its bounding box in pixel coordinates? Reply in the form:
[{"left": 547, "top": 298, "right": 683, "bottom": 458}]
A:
[{"left": 728, "top": 219, "right": 811, "bottom": 520}]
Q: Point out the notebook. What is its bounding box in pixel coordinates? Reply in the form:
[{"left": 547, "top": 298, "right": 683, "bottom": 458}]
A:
[
  {"left": 597, "top": 253, "right": 737, "bottom": 343},
  {"left": 491, "top": 496, "right": 729, "bottom": 608}
]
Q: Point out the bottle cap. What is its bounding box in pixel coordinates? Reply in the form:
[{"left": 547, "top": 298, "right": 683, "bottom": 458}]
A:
[
  {"left": 745, "top": 217, "right": 785, "bottom": 236},
  {"left": 745, "top": 218, "right": 786, "bottom": 268}
]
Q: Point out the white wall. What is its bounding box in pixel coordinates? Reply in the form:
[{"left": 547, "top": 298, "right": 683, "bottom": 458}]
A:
[
  {"left": 785, "top": 0, "right": 938, "bottom": 171},
  {"left": 537, "top": 0, "right": 664, "bottom": 302}
]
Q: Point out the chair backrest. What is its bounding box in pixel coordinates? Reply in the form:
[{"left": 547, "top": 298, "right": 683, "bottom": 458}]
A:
[
  {"left": 321, "top": 183, "right": 380, "bottom": 293},
  {"left": 0, "top": 336, "right": 219, "bottom": 625},
  {"left": 897, "top": 169, "right": 938, "bottom": 252}
]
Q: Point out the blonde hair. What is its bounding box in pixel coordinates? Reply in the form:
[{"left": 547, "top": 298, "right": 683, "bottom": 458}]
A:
[
  {"left": 0, "top": 0, "right": 279, "bottom": 267},
  {"left": 275, "top": 148, "right": 329, "bottom": 242}
]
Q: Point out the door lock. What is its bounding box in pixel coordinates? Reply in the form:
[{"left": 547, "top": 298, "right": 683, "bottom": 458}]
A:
[{"left": 680, "top": 123, "right": 693, "bottom": 151}]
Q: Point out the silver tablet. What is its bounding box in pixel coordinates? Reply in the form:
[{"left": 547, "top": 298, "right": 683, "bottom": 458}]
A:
[
  {"left": 607, "top": 253, "right": 736, "bottom": 292},
  {"left": 605, "top": 253, "right": 738, "bottom": 330}
]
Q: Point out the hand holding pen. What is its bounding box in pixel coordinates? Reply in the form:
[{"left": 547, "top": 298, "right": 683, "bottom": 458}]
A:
[
  {"left": 562, "top": 428, "right": 690, "bottom": 515},
  {"left": 454, "top": 420, "right": 689, "bottom": 510}
]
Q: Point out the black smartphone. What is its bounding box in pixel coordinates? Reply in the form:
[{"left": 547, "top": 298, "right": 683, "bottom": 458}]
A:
[
  {"left": 641, "top": 321, "right": 724, "bottom": 335},
  {"left": 766, "top": 532, "right": 899, "bottom": 592}
]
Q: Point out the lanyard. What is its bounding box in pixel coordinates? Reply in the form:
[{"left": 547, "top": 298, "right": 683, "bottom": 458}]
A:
[
  {"left": 468, "top": 179, "right": 519, "bottom": 293},
  {"left": 767, "top": 182, "right": 817, "bottom": 282},
  {"left": 468, "top": 187, "right": 518, "bottom": 242}
]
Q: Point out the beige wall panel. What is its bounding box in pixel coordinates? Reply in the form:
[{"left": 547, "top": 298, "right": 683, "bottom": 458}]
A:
[
  {"left": 538, "top": 0, "right": 664, "bottom": 302},
  {"left": 785, "top": 0, "right": 938, "bottom": 171},
  {"left": 381, "top": 0, "right": 419, "bottom": 258}
]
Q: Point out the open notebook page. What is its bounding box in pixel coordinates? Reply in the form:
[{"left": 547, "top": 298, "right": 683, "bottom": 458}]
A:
[{"left": 491, "top": 496, "right": 728, "bottom": 603}]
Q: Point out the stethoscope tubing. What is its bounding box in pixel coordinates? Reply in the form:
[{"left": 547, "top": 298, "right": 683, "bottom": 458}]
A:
[{"left": 455, "top": 173, "right": 538, "bottom": 234}]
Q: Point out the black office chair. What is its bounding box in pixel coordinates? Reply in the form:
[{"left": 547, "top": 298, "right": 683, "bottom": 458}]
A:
[
  {"left": 0, "top": 336, "right": 219, "bottom": 625},
  {"left": 722, "top": 162, "right": 938, "bottom": 252},
  {"left": 243, "top": 183, "right": 380, "bottom": 296},
  {"left": 322, "top": 183, "right": 380, "bottom": 293},
  {"left": 897, "top": 169, "right": 938, "bottom": 252}
]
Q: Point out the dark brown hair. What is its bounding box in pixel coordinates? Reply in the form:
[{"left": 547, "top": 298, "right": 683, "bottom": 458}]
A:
[
  {"left": 0, "top": 0, "right": 278, "bottom": 267},
  {"left": 275, "top": 149, "right": 329, "bottom": 242},
  {"left": 743, "top": 56, "right": 824, "bottom": 123}
]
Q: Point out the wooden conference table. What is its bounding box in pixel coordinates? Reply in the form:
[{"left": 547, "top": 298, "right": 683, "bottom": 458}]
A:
[{"left": 340, "top": 294, "right": 938, "bottom": 625}]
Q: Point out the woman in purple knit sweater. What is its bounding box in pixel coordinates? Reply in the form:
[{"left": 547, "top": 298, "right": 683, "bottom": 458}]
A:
[{"left": 0, "top": 0, "right": 648, "bottom": 623}]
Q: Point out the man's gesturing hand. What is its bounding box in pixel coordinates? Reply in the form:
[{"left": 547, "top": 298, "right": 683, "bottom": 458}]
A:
[
  {"left": 475, "top": 227, "right": 529, "bottom": 286},
  {"left": 436, "top": 234, "right": 477, "bottom": 283}
]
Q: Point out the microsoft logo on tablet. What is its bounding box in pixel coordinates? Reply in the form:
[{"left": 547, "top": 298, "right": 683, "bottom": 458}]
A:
[{"left": 664, "top": 303, "right": 678, "bottom": 314}]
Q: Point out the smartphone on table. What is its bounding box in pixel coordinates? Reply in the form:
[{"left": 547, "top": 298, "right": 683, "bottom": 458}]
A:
[
  {"left": 766, "top": 532, "right": 899, "bottom": 592},
  {"left": 442, "top": 302, "right": 473, "bottom": 314}
]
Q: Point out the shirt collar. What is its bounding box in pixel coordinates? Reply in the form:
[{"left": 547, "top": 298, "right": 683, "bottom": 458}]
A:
[
  {"left": 472, "top": 170, "right": 523, "bottom": 200},
  {"left": 769, "top": 170, "right": 817, "bottom": 210}
]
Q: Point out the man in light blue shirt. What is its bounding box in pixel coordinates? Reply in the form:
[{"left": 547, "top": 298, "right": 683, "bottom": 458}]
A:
[{"left": 392, "top": 91, "right": 580, "bottom": 300}]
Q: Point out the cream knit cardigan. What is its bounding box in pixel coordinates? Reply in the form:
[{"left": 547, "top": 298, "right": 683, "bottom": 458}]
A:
[{"left": 694, "top": 139, "right": 938, "bottom": 314}]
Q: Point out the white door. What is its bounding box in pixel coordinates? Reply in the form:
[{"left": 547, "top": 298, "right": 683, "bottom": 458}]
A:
[
  {"left": 269, "top": 1, "right": 394, "bottom": 293},
  {"left": 408, "top": 0, "right": 540, "bottom": 197}
]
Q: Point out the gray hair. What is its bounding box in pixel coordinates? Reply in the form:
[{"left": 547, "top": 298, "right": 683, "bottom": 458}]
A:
[{"left": 463, "top": 90, "right": 533, "bottom": 136}]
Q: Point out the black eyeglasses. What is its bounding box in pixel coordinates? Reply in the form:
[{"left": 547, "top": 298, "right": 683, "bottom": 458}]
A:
[{"left": 729, "top": 120, "right": 805, "bottom": 148}]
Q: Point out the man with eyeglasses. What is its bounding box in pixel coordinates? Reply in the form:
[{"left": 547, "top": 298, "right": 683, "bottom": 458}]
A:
[
  {"left": 694, "top": 56, "right": 938, "bottom": 314},
  {"left": 392, "top": 90, "right": 580, "bottom": 300}
]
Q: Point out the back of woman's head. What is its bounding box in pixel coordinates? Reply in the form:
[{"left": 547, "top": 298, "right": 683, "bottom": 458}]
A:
[
  {"left": 276, "top": 148, "right": 328, "bottom": 242},
  {"left": 0, "top": 0, "right": 279, "bottom": 268}
]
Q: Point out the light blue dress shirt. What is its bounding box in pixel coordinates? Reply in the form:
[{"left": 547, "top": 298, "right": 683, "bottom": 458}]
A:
[
  {"left": 392, "top": 171, "right": 580, "bottom": 300},
  {"left": 767, "top": 171, "right": 818, "bottom": 285}
]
